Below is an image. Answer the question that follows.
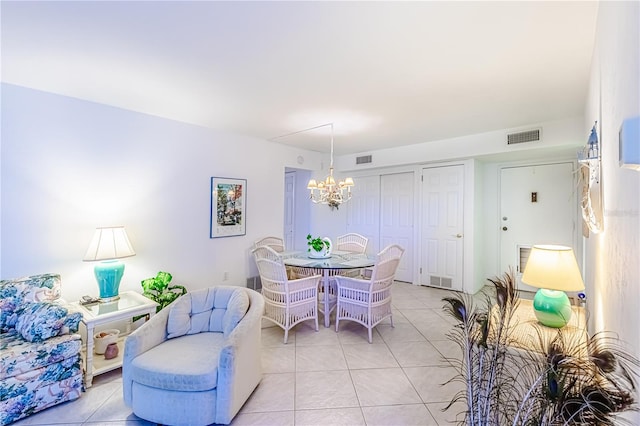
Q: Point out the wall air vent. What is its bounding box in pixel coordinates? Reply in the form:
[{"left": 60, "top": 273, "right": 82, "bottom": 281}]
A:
[
  {"left": 356, "top": 155, "right": 372, "bottom": 165},
  {"left": 507, "top": 128, "right": 542, "bottom": 145},
  {"left": 517, "top": 245, "right": 532, "bottom": 274}
]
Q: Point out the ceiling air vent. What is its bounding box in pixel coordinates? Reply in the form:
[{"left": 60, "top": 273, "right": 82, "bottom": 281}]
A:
[
  {"left": 507, "top": 128, "right": 541, "bottom": 145},
  {"left": 356, "top": 155, "right": 372, "bottom": 165}
]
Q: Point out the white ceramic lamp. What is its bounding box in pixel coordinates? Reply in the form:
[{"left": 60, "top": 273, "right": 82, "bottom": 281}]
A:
[{"left": 521, "top": 244, "right": 584, "bottom": 328}]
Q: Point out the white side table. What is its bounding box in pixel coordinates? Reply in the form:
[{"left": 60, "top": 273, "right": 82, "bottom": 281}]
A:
[
  {"left": 490, "top": 298, "right": 588, "bottom": 355},
  {"left": 69, "top": 291, "right": 158, "bottom": 388}
]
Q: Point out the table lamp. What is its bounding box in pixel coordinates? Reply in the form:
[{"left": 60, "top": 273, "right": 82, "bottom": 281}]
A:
[
  {"left": 521, "top": 244, "right": 584, "bottom": 328},
  {"left": 83, "top": 226, "right": 136, "bottom": 302}
]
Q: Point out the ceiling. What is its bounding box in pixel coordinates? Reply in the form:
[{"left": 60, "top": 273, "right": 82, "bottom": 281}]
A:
[{"left": 1, "top": 1, "right": 599, "bottom": 155}]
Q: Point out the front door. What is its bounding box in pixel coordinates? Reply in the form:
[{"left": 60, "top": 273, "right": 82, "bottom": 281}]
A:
[{"left": 499, "top": 162, "right": 577, "bottom": 292}]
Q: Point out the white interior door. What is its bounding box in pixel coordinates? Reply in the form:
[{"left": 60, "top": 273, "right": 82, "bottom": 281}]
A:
[
  {"left": 420, "top": 165, "right": 464, "bottom": 291},
  {"left": 380, "top": 172, "right": 414, "bottom": 283},
  {"left": 499, "top": 162, "right": 576, "bottom": 292},
  {"left": 346, "top": 175, "right": 380, "bottom": 254},
  {"left": 284, "top": 172, "right": 295, "bottom": 250}
]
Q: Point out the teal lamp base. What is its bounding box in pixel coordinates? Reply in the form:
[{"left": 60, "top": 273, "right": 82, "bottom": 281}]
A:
[
  {"left": 532, "top": 289, "right": 572, "bottom": 328},
  {"left": 94, "top": 260, "right": 125, "bottom": 302}
]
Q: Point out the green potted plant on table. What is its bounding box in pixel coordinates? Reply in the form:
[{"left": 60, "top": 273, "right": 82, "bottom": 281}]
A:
[
  {"left": 306, "top": 234, "right": 332, "bottom": 258},
  {"left": 141, "top": 271, "right": 187, "bottom": 312}
]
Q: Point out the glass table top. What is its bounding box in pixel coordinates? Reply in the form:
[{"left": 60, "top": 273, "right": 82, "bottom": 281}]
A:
[
  {"left": 283, "top": 251, "right": 375, "bottom": 270},
  {"left": 77, "top": 291, "right": 156, "bottom": 318}
]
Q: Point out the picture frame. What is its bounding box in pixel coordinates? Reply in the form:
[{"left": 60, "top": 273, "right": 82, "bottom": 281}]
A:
[{"left": 210, "top": 177, "right": 246, "bottom": 238}]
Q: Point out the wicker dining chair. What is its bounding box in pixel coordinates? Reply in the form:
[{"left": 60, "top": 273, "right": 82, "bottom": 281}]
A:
[
  {"left": 335, "top": 233, "right": 368, "bottom": 254},
  {"left": 336, "top": 233, "right": 370, "bottom": 278},
  {"left": 254, "top": 236, "right": 299, "bottom": 279},
  {"left": 254, "top": 236, "right": 285, "bottom": 253},
  {"left": 334, "top": 244, "right": 405, "bottom": 343},
  {"left": 252, "top": 246, "right": 320, "bottom": 343}
]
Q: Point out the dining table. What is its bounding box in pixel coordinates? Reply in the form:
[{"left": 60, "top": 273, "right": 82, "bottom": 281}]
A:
[{"left": 282, "top": 250, "right": 376, "bottom": 328}]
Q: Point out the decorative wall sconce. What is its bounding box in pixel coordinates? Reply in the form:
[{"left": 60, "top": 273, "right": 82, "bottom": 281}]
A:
[{"left": 578, "top": 121, "right": 603, "bottom": 235}]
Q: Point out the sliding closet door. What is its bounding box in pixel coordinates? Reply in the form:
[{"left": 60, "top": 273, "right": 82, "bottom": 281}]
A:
[
  {"left": 380, "top": 172, "right": 414, "bottom": 283},
  {"left": 346, "top": 175, "right": 380, "bottom": 254},
  {"left": 347, "top": 172, "right": 414, "bottom": 283}
]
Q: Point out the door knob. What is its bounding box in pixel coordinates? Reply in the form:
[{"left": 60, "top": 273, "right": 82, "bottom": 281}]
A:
[
  {"left": 456, "top": 234, "right": 463, "bottom": 238},
  {"left": 502, "top": 226, "right": 508, "bottom": 231}
]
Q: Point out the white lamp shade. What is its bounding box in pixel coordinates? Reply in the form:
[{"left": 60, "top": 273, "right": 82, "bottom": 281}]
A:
[
  {"left": 521, "top": 244, "right": 584, "bottom": 292},
  {"left": 83, "top": 226, "right": 136, "bottom": 261}
]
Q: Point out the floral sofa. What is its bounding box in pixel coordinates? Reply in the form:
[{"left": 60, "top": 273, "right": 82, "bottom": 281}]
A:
[{"left": 0, "top": 274, "right": 83, "bottom": 425}]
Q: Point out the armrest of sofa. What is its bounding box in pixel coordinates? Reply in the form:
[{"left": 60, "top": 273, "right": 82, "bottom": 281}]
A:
[
  {"left": 122, "top": 305, "right": 170, "bottom": 405},
  {"left": 215, "top": 288, "right": 265, "bottom": 424}
]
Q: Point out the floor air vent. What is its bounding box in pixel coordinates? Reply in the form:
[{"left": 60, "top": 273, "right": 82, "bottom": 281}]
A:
[
  {"left": 429, "top": 275, "right": 453, "bottom": 288},
  {"left": 356, "top": 155, "right": 372, "bottom": 165},
  {"left": 507, "top": 128, "right": 541, "bottom": 145}
]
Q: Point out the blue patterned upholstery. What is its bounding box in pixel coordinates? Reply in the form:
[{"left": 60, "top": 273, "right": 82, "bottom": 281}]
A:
[{"left": 0, "top": 274, "right": 83, "bottom": 425}]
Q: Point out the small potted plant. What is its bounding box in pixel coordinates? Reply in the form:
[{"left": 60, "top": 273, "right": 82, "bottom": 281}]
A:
[
  {"left": 306, "top": 234, "right": 332, "bottom": 258},
  {"left": 140, "top": 271, "right": 187, "bottom": 312}
]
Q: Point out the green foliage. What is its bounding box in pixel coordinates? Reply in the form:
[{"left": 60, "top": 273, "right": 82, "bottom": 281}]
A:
[
  {"left": 442, "top": 269, "right": 639, "bottom": 425},
  {"left": 306, "top": 234, "right": 330, "bottom": 252},
  {"left": 141, "top": 271, "right": 187, "bottom": 312}
]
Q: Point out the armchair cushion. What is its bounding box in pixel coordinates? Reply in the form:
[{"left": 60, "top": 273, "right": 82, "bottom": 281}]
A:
[
  {"left": 167, "top": 287, "right": 249, "bottom": 339},
  {"left": 15, "top": 302, "right": 81, "bottom": 343},
  {"left": 130, "top": 332, "right": 225, "bottom": 392}
]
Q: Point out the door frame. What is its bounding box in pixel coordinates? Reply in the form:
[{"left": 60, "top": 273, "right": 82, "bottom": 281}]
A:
[{"left": 284, "top": 171, "right": 296, "bottom": 251}]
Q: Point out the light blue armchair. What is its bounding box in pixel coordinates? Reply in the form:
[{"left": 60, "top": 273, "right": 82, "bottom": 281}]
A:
[{"left": 122, "top": 286, "right": 264, "bottom": 426}]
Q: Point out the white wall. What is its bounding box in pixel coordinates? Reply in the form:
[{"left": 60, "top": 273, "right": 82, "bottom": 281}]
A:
[
  {"left": 0, "top": 83, "right": 323, "bottom": 302},
  {"left": 583, "top": 1, "right": 640, "bottom": 409}
]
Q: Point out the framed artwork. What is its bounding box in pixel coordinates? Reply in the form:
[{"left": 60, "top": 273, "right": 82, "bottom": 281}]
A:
[{"left": 210, "top": 177, "right": 246, "bottom": 238}]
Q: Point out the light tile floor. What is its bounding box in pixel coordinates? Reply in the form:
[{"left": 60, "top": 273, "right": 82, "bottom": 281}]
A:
[{"left": 13, "top": 282, "right": 468, "bottom": 426}]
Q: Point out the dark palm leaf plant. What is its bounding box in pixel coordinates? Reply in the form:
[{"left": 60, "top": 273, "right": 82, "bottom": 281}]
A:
[{"left": 442, "top": 269, "right": 638, "bottom": 425}]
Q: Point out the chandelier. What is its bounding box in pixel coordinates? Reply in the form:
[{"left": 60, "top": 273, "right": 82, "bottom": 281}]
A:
[{"left": 306, "top": 123, "right": 354, "bottom": 210}]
